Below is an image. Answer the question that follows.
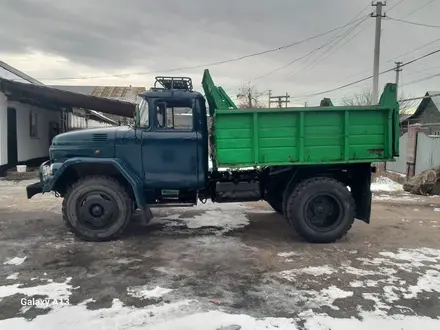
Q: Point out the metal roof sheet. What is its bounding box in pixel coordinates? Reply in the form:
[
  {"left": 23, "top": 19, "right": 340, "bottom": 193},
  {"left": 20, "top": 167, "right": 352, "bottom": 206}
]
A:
[{"left": 50, "top": 85, "right": 146, "bottom": 104}]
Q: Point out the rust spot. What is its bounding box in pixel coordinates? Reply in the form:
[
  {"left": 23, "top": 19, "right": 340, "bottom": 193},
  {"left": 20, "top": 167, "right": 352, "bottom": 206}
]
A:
[{"left": 367, "top": 148, "right": 384, "bottom": 157}]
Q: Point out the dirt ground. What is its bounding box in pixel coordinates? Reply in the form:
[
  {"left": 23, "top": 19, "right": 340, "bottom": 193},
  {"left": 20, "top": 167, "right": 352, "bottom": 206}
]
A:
[{"left": 0, "top": 178, "right": 439, "bottom": 329}]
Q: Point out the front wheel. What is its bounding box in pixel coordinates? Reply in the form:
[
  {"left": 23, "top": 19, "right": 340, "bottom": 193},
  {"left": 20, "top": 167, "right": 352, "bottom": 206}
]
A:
[
  {"left": 62, "top": 176, "right": 133, "bottom": 241},
  {"left": 285, "top": 177, "right": 355, "bottom": 243}
]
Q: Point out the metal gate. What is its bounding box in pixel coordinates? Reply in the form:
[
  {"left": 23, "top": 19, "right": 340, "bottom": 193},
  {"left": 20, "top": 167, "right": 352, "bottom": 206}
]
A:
[
  {"left": 415, "top": 133, "right": 440, "bottom": 174},
  {"left": 387, "top": 132, "right": 408, "bottom": 174}
]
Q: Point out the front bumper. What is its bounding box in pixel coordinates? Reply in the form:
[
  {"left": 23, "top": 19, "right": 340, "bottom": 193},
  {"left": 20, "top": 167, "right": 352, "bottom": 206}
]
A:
[{"left": 26, "top": 182, "right": 43, "bottom": 199}]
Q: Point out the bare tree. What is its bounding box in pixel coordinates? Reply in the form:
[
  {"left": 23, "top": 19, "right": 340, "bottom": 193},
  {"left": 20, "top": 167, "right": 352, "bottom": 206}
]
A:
[
  {"left": 341, "top": 88, "right": 417, "bottom": 114},
  {"left": 237, "top": 83, "right": 266, "bottom": 108}
]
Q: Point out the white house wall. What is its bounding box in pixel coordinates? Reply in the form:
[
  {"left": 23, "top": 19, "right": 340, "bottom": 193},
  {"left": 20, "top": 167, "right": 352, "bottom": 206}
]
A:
[
  {"left": 8, "top": 101, "right": 59, "bottom": 163},
  {"left": 88, "top": 119, "right": 112, "bottom": 128},
  {"left": 0, "top": 92, "right": 8, "bottom": 165}
]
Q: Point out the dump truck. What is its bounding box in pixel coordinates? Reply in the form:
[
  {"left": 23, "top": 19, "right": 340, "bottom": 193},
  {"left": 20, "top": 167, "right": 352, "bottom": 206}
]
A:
[{"left": 26, "top": 70, "right": 399, "bottom": 243}]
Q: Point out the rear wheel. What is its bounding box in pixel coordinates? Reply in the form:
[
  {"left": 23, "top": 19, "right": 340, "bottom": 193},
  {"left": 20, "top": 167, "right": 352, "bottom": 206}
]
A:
[
  {"left": 62, "top": 176, "right": 132, "bottom": 241},
  {"left": 285, "top": 177, "right": 355, "bottom": 243}
]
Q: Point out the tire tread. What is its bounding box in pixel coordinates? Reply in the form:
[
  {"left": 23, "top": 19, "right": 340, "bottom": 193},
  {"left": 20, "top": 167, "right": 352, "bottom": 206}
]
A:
[{"left": 286, "top": 177, "right": 355, "bottom": 243}]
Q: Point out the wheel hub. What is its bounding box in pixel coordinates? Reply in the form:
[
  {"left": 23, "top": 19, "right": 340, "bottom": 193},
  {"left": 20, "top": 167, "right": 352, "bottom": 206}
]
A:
[
  {"left": 90, "top": 204, "right": 104, "bottom": 217},
  {"left": 304, "top": 194, "right": 342, "bottom": 231},
  {"left": 77, "top": 193, "right": 117, "bottom": 229}
]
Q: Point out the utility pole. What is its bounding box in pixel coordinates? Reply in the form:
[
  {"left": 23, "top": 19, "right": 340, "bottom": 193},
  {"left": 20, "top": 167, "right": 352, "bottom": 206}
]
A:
[
  {"left": 394, "top": 61, "right": 403, "bottom": 93},
  {"left": 268, "top": 90, "right": 272, "bottom": 108},
  {"left": 269, "top": 92, "right": 290, "bottom": 108},
  {"left": 371, "top": 1, "right": 386, "bottom": 104}
]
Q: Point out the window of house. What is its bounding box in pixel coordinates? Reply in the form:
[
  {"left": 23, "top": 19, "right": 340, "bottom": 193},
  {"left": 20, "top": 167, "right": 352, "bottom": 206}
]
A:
[
  {"left": 30, "top": 112, "right": 39, "bottom": 138},
  {"left": 156, "top": 99, "right": 193, "bottom": 130}
]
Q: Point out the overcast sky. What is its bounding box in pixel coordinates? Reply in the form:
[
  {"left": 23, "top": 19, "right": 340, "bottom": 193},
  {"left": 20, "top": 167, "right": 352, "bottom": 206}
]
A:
[{"left": 1, "top": 0, "right": 439, "bottom": 106}]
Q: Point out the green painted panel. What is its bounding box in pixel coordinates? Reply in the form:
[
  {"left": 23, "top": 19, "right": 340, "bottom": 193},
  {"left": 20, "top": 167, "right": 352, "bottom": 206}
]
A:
[
  {"left": 259, "top": 127, "right": 298, "bottom": 138},
  {"left": 259, "top": 147, "right": 298, "bottom": 163},
  {"left": 216, "top": 129, "right": 252, "bottom": 139},
  {"left": 259, "top": 138, "right": 297, "bottom": 148},
  {"left": 215, "top": 139, "right": 252, "bottom": 149},
  {"left": 209, "top": 78, "right": 399, "bottom": 168}
]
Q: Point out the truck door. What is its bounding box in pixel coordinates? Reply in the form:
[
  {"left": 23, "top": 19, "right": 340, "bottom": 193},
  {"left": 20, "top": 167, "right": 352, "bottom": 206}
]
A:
[{"left": 141, "top": 98, "right": 200, "bottom": 189}]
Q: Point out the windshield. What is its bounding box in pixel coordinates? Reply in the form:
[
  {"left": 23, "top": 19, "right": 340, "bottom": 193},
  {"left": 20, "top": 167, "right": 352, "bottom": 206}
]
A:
[{"left": 138, "top": 98, "right": 149, "bottom": 127}]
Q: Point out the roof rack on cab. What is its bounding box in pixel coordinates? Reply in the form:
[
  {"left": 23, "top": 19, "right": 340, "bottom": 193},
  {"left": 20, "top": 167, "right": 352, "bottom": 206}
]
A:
[{"left": 152, "top": 76, "right": 193, "bottom": 92}]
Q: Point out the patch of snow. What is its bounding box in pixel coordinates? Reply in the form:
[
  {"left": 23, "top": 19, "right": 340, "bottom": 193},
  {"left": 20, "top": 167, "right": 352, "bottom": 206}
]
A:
[
  {"left": 387, "top": 170, "right": 407, "bottom": 178},
  {"left": 350, "top": 280, "right": 381, "bottom": 288},
  {"left": 373, "top": 193, "right": 423, "bottom": 202},
  {"left": 379, "top": 248, "right": 440, "bottom": 266},
  {"left": 183, "top": 210, "right": 249, "bottom": 234},
  {"left": 404, "top": 270, "right": 440, "bottom": 299},
  {"left": 0, "top": 298, "right": 195, "bottom": 330},
  {"left": 371, "top": 177, "right": 403, "bottom": 192},
  {"left": 315, "top": 286, "right": 353, "bottom": 310},
  {"left": 305, "top": 313, "right": 440, "bottom": 330},
  {"left": 414, "top": 209, "right": 420, "bottom": 212},
  {"left": 277, "top": 252, "right": 299, "bottom": 258},
  {"left": 279, "top": 265, "right": 336, "bottom": 280},
  {"left": 6, "top": 273, "right": 19, "bottom": 280},
  {"left": 138, "top": 310, "right": 297, "bottom": 330},
  {"left": 127, "top": 285, "right": 173, "bottom": 299},
  {"left": 0, "top": 277, "right": 72, "bottom": 301},
  {"left": 0, "top": 296, "right": 300, "bottom": 330},
  {"left": 434, "top": 208, "right": 440, "bottom": 212},
  {"left": 150, "top": 201, "right": 250, "bottom": 234},
  {"left": 342, "top": 266, "right": 378, "bottom": 276},
  {"left": 3, "top": 256, "right": 27, "bottom": 265}
]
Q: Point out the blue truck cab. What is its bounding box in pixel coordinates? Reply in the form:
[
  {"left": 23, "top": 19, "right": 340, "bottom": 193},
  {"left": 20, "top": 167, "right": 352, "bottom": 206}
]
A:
[{"left": 27, "top": 77, "right": 211, "bottom": 241}]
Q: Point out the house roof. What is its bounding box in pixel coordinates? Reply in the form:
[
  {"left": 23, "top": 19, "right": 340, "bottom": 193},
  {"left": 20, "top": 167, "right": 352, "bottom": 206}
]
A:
[
  {"left": 405, "top": 91, "right": 440, "bottom": 121},
  {"left": 0, "top": 78, "right": 136, "bottom": 117},
  {"left": 51, "top": 85, "right": 145, "bottom": 104}
]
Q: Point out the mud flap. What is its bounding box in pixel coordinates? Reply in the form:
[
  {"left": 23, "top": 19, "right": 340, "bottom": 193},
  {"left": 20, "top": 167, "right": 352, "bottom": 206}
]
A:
[
  {"left": 352, "top": 164, "right": 372, "bottom": 223},
  {"left": 138, "top": 206, "right": 153, "bottom": 226}
]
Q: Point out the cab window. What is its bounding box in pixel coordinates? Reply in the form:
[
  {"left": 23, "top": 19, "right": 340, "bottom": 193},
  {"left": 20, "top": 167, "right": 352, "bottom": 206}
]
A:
[
  {"left": 156, "top": 98, "right": 193, "bottom": 130},
  {"left": 138, "top": 98, "right": 149, "bottom": 127}
]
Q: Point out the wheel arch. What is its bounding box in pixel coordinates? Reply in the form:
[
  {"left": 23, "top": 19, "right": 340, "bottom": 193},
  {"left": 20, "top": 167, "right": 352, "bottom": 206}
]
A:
[
  {"left": 47, "top": 158, "right": 145, "bottom": 209},
  {"left": 270, "top": 164, "right": 372, "bottom": 222}
]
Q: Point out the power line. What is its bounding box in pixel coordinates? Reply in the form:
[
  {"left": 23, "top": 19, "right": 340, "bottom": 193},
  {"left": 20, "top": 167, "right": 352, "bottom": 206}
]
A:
[
  {"left": 405, "top": 64, "right": 440, "bottom": 76},
  {"left": 289, "top": 17, "right": 370, "bottom": 81},
  {"left": 387, "top": 16, "right": 440, "bottom": 28},
  {"left": 399, "top": 92, "right": 440, "bottom": 102},
  {"left": 250, "top": 16, "right": 369, "bottom": 81},
  {"left": 332, "top": 37, "right": 440, "bottom": 85},
  {"left": 401, "top": 72, "right": 440, "bottom": 87},
  {"left": 403, "top": 0, "right": 439, "bottom": 18},
  {"left": 283, "top": 5, "right": 371, "bottom": 79},
  {"left": 387, "top": 0, "right": 406, "bottom": 12},
  {"left": 37, "top": 20, "right": 367, "bottom": 81},
  {"left": 291, "top": 48, "right": 440, "bottom": 99}
]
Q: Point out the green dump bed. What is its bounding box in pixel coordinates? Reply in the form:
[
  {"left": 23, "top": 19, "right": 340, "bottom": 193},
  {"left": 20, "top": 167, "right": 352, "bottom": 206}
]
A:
[{"left": 202, "top": 69, "right": 400, "bottom": 168}]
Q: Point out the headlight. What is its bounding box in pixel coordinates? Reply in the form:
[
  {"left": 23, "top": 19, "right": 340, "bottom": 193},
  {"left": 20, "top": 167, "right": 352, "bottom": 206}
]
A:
[{"left": 41, "top": 165, "right": 52, "bottom": 179}]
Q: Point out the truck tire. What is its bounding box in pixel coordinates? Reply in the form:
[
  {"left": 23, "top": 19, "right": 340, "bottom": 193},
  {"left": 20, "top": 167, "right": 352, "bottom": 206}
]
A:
[
  {"left": 62, "top": 176, "right": 133, "bottom": 241},
  {"left": 285, "top": 177, "right": 355, "bottom": 243}
]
